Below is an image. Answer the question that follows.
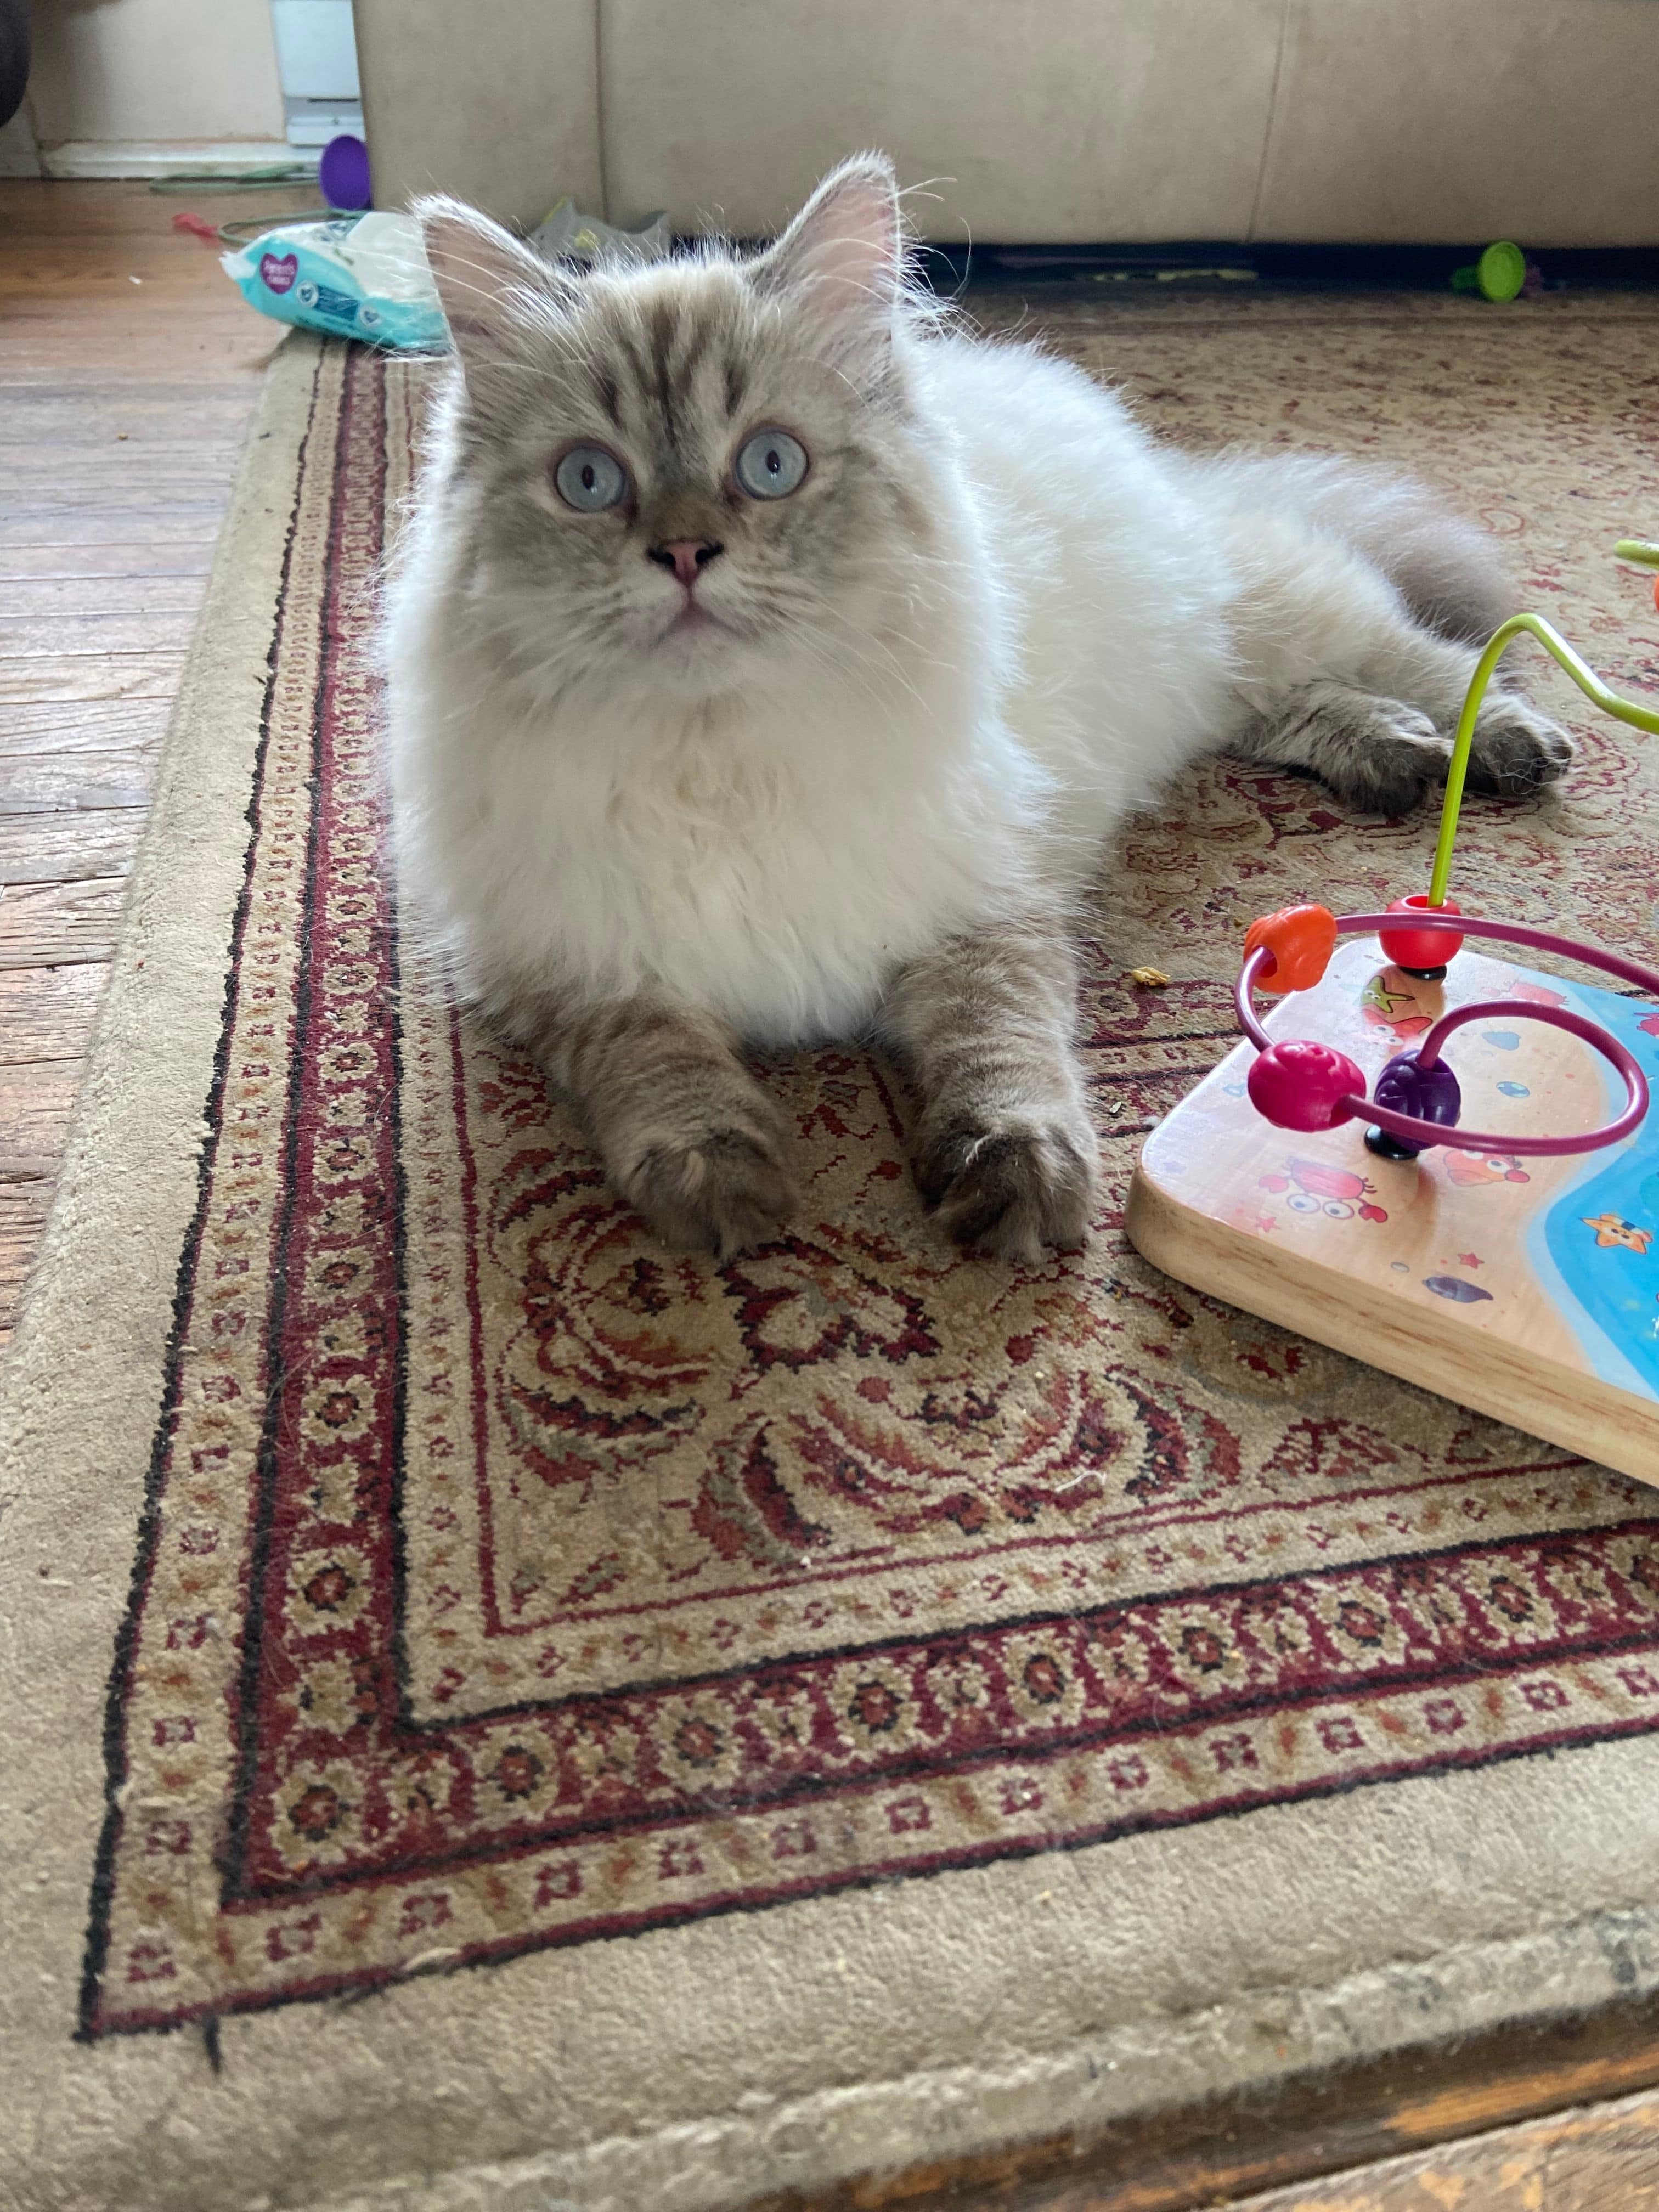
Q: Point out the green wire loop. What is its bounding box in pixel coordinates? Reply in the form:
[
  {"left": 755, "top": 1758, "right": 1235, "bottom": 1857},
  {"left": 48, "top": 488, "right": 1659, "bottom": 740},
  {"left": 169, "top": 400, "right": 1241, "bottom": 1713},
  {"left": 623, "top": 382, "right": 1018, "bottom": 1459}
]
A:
[{"left": 1426, "top": 576, "right": 1659, "bottom": 909}]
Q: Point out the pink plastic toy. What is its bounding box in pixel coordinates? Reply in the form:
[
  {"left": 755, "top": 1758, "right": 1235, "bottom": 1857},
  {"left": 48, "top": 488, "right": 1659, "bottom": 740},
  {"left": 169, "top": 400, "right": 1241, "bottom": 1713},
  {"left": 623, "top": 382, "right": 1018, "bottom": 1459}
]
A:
[{"left": 1246, "top": 1038, "right": 1366, "bottom": 1131}]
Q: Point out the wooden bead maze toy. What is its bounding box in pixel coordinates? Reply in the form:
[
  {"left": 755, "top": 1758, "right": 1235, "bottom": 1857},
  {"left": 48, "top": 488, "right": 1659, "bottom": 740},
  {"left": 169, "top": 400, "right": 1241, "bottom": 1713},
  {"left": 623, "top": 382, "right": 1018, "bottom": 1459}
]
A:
[{"left": 1126, "top": 543, "right": 1659, "bottom": 1481}]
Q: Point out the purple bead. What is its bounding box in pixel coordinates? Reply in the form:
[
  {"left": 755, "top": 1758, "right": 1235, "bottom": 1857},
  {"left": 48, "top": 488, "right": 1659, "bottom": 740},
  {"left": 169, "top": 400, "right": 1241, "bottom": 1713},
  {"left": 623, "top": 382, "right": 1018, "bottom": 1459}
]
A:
[
  {"left": 1368, "top": 1048, "right": 1462, "bottom": 1158},
  {"left": 319, "top": 134, "right": 373, "bottom": 213}
]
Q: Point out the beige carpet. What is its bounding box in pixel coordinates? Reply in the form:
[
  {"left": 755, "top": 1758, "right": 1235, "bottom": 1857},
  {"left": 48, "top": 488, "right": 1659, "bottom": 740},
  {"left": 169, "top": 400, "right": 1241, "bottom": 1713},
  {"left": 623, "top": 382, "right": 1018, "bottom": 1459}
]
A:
[{"left": 5, "top": 293, "right": 1659, "bottom": 2212}]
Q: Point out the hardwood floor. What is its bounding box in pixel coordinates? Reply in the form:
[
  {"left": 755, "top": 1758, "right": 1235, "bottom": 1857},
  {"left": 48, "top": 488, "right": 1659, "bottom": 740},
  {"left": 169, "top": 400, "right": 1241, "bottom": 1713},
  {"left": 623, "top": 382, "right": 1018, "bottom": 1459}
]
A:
[
  {"left": 2, "top": 178, "right": 1655, "bottom": 2210},
  {"left": 1231, "top": 2089, "right": 1659, "bottom": 2209},
  {"left": 0, "top": 178, "right": 309, "bottom": 1342},
  {"left": 780, "top": 2011, "right": 1659, "bottom": 2209}
]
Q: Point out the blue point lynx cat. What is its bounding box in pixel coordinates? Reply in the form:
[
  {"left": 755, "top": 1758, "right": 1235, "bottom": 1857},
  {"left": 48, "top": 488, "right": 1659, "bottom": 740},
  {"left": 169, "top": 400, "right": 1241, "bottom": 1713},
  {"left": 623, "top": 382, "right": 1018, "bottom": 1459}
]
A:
[{"left": 383, "top": 156, "right": 1571, "bottom": 1263}]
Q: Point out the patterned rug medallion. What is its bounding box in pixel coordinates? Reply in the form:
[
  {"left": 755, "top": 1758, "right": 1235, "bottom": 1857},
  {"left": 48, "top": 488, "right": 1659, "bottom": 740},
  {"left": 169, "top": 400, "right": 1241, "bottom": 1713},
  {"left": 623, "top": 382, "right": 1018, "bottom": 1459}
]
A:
[{"left": 9, "top": 298, "right": 1659, "bottom": 2211}]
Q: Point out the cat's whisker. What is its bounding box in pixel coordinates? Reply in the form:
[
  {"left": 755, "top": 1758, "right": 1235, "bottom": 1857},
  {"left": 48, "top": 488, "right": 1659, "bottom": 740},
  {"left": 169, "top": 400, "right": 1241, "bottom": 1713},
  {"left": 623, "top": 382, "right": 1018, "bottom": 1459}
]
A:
[{"left": 791, "top": 618, "right": 936, "bottom": 720}]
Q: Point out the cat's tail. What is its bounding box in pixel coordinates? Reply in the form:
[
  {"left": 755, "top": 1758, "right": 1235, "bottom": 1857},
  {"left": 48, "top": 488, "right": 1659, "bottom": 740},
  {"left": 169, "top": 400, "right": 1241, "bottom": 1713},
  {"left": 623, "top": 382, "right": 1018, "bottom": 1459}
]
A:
[{"left": 1196, "top": 450, "right": 1514, "bottom": 645}]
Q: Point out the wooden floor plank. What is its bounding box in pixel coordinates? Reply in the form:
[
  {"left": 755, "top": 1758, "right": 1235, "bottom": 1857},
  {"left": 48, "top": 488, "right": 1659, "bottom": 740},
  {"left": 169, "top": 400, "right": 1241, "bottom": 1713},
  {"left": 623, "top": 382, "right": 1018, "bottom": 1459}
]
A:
[
  {"left": 0, "top": 242, "right": 301, "bottom": 289},
  {"left": 1, "top": 428, "right": 244, "bottom": 460},
  {"left": 0, "top": 696, "right": 176, "bottom": 754},
  {"left": 1, "top": 577, "right": 208, "bottom": 618},
  {"left": 0, "top": 1056, "right": 82, "bottom": 1178},
  {"left": 0, "top": 613, "right": 199, "bottom": 656},
  {"left": 1232, "top": 2086, "right": 1659, "bottom": 2210},
  {"left": 0, "top": 331, "right": 279, "bottom": 383},
  {"left": 0, "top": 876, "right": 129, "bottom": 966},
  {"left": 0, "top": 1175, "right": 52, "bottom": 1334},
  {"left": 782, "top": 2002, "right": 1659, "bottom": 2211},
  {"left": 0, "top": 811, "right": 144, "bottom": 883},
  {"left": 1, "top": 751, "right": 162, "bottom": 815},
  {"left": 0, "top": 542, "right": 217, "bottom": 584},
  {"left": 0, "top": 179, "right": 323, "bottom": 230},
  {"left": 0, "top": 394, "right": 257, "bottom": 442},
  {"left": 0, "top": 962, "right": 105, "bottom": 1064},
  {"left": 0, "top": 449, "right": 245, "bottom": 495},
  {"left": 0, "top": 178, "right": 276, "bottom": 1334},
  {"left": 0, "top": 613, "right": 200, "bottom": 656},
  {"left": 0, "top": 654, "right": 185, "bottom": 706},
  {"left": 0, "top": 507, "right": 237, "bottom": 549}
]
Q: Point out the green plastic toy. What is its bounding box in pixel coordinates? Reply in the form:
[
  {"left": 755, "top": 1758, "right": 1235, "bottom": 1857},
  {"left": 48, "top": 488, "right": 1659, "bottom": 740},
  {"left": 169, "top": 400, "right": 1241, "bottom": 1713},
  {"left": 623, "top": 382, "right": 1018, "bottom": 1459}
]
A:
[
  {"left": 1426, "top": 539, "right": 1659, "bottom": 907},
  {"left": 1451, "top": 240, "right": 1529, "bottom": 302}
]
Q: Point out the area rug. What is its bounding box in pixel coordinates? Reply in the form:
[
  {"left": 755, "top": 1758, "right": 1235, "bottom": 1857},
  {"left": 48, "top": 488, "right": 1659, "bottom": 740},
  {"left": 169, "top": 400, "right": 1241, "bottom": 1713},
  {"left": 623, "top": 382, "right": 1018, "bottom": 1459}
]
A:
[{"left": 5, "top": 295, "right": 1659, "bottom": 2212}]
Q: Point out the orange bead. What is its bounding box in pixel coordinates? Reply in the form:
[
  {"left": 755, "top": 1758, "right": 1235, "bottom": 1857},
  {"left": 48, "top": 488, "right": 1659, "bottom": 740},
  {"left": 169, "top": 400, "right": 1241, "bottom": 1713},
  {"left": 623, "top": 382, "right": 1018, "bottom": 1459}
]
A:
[{"left": 1243, "top": 905, "right": 1338, "bottom": 996}]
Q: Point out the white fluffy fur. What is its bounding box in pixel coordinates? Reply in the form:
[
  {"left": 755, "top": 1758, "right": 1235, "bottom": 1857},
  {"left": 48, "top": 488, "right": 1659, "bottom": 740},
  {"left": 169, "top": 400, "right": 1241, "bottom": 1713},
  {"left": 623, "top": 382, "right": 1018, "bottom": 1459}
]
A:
[
  {"left": 390, "top": 352, "right": 1234, "bottom": 1038},
  {"left": 383, "top": 163, "right": 1517, "bottom": 1048}
]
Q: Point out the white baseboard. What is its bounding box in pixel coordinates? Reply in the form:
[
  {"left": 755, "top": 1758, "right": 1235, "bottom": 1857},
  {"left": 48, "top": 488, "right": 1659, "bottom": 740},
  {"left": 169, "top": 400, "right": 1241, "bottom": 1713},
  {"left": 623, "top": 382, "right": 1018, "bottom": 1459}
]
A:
[
  {"left": 38, "top": 140, "right": 315, "bottom": 180},
  {"left": 0, "top": 106, "right": 41, "bottom": 178}
]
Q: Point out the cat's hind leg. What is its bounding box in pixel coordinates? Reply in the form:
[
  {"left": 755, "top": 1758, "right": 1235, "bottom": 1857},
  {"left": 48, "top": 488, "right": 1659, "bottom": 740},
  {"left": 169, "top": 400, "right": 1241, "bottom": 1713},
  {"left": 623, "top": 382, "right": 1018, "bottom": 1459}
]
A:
[
  {"left": 1226, "top": 537, "right": 1573, "bottom": 812},
  {"left": 1352, "top": 616, "right": 1575, "bottom": 799},
  {"left": 1229, "top": 680, "right": 1458, "bottom": 816}
]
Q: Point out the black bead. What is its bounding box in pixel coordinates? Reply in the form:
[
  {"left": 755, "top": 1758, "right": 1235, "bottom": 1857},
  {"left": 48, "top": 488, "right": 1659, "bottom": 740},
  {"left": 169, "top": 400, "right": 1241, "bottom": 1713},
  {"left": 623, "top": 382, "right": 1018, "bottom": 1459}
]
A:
[{"left": 1365, "top": 1125, "right": 1423, "bottom": 1161}]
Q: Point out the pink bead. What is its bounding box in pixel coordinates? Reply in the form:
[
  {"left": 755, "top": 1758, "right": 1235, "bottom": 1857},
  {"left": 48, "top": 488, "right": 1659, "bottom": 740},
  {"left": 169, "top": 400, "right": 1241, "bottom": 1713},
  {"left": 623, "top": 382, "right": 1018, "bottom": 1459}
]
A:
[{"left": 1246, "top": 1039, "right": 1366, "bottom": 1131}]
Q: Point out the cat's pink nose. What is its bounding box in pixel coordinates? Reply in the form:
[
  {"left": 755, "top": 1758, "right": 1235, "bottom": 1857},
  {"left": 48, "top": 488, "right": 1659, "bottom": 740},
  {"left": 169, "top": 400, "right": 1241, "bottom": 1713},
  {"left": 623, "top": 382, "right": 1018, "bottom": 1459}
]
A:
[{"left": 647, "top": 538, "right": 724, "bottom": 589}]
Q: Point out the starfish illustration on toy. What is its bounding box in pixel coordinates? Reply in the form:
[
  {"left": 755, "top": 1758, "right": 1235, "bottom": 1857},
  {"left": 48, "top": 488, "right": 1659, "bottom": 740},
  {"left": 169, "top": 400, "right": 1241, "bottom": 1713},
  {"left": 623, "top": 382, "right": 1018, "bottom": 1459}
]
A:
[{"left": 1582, "top": 1212, "right": 1654, "bottom": 1253}]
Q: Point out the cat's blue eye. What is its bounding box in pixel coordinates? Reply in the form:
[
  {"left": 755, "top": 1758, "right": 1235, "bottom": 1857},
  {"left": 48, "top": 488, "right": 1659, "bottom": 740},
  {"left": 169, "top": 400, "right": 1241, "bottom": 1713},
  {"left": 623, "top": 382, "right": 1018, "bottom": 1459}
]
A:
[
  {"left": 733, "top": 429, "right": 809, "bottom": 501},
  {"left": 554, "top": 445, "right": 629, "bottom": 512}
]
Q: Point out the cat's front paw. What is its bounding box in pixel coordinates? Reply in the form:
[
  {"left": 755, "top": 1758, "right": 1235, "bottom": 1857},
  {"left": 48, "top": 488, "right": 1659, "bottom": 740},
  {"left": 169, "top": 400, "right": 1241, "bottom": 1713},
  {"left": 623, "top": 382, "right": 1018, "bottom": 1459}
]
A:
[
  {"left": 1468, "top": 691, "right": 1576, "bottom": 797},
  {"left": 913, "top": 1105, "right": 1098, "bottom": 1264},
  {"left": 620, "top": 1118, "right": 798, "bottom": 1260}
]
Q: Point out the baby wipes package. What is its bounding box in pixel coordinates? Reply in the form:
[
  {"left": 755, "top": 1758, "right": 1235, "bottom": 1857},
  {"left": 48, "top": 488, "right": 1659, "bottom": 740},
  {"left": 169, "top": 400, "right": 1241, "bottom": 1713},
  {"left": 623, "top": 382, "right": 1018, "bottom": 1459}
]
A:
[{"left": 222, "top": 212, "right": 449, "bottom": 351}]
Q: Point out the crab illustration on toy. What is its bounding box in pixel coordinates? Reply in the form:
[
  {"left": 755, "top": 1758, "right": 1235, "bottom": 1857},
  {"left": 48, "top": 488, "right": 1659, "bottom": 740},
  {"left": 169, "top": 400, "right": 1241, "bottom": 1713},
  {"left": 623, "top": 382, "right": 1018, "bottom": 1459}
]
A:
[
  {"left": 1259, "top": 1156, "right": 1390, "bottom": 1221},
  {"left": 1235, "top": 541, "right": 1659, "bottom": 1168}
]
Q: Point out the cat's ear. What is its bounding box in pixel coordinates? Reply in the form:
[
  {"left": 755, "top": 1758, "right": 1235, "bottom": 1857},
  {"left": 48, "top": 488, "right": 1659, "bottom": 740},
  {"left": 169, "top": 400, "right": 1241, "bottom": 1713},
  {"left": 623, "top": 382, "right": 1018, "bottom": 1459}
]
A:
[
  {"left": 415, "top": 196, "right": 578, "bottom": 382},
  {"left": 753, "top": 156, "right": 903, "bottom": 363}
]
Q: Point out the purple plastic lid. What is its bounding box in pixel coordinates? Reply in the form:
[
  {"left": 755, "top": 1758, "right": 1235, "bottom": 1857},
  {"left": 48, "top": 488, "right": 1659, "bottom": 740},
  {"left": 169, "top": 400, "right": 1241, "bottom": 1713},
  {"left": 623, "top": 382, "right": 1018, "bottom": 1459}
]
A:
[{"left": 319, "top": 134, "right": 372, "bottom": 212}]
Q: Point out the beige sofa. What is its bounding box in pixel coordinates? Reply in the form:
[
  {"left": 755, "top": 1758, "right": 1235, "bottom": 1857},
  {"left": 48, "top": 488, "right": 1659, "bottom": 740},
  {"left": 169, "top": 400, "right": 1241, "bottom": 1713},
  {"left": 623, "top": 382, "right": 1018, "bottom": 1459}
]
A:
[{"left": 356, "top": 0, "right": 1659, "bottom": 247}]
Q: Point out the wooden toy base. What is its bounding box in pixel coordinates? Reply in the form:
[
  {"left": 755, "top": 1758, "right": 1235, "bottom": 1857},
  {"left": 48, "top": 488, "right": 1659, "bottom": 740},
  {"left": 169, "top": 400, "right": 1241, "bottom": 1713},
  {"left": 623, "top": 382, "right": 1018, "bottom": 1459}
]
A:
[{"left": 1125, "top": 939, "right": 1659, "bottom": 1485}]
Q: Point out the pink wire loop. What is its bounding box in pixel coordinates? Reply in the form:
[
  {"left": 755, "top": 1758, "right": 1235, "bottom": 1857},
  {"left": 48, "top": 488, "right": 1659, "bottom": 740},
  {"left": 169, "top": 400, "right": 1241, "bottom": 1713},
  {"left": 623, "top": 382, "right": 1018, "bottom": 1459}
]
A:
[
  {"left": 1235, "top": 914, "right": 1659, "bottom": 1158},
  {"left": 1235, "top": 947, "right": 1282, "bottom": 1052}
]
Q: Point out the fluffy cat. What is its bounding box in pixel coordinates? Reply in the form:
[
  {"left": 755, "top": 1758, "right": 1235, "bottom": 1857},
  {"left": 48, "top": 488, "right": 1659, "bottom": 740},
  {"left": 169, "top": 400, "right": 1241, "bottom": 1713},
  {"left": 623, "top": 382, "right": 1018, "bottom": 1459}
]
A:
[{"left": 382, "top": 155, "right": 1572, "bottom": 1263}]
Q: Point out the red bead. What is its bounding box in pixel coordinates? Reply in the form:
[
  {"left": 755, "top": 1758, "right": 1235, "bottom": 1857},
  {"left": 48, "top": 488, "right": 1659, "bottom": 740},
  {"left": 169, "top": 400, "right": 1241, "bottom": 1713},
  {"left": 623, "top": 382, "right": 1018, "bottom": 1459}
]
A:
[
  {"left": 1243, "top": 904, "right": 1338, "bottom": 996},
  {"left": 1246, "top": 1039, "right": 1366, "bottom": 1131},
  {"left": 1378, "top": 894, "right": 1464, "bottom": 973}
]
